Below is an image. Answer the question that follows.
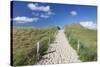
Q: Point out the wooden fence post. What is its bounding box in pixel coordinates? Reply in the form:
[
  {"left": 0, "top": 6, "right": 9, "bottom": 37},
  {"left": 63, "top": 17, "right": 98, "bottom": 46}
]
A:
[
  {"left": 37, "top": 41, "right": 40, "bottom": 60},
  {"left": 77, "top": 40, "right": 80, "bottom": 52}
]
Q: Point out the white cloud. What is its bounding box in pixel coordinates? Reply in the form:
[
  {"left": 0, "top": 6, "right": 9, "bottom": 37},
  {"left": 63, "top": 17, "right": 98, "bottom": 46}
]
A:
[
  {"left": 47, "top": 11, "right": 55, "bottom": 15},
  {"left": 32, "top": 11, "right": 54, "bottom": 19},
  {"left": 70, "top": 11, "right": 77, "bottom": 16},
  {"left": 27, "top": 3, "right": 50, "bottom": 12},
  {"left": 27, "top": 3, "right": 55, "bottom": 19},
  {"left": 28, "top": 3, "right": 54, "bottom": 19},
  {"left": 40, "top": 11, "right": 54, "bottom": 18},
  {"left": 13, "top": 16, "right": 39, "bottom": 23},
  {"left": 80, "top": 21, "right": 97, "bottom": 29},
  {"left": 40, "top": 14, "right": 49, "bottom": 18},
  {"left": 32, "top": 12, "right": 39, "bottom": 17}
]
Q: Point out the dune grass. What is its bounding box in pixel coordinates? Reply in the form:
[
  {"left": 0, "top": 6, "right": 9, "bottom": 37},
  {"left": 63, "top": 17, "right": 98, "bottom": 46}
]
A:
[
  {"left": 64, "top": 24, "right": 97, "bottom": 61},
  {"left": 12, "top": 27, "right": 58, "bottom": 66}
]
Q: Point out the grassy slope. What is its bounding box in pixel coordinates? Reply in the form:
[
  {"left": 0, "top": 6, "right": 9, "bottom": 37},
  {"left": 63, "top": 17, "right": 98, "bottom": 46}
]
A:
[
  {"left": 12, "top": 27, "right": 58, "bottom": 66},
  {"left": 64, "top": 24, "right": 97, "bottom": 61}
]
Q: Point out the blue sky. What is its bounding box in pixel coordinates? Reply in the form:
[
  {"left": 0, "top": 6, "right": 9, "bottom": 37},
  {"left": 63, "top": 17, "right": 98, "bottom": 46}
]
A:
[{"left": 11, "top": 1, "right": 97, "bottom": 28}]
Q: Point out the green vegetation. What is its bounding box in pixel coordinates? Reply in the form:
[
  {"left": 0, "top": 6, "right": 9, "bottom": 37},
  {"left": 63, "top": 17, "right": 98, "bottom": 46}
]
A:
[
  {"left": 12, "top": 27, "right": 58, "bottom": 66},
  {"left": 64, "top": 24, "right": 97, "bottom": 61}
]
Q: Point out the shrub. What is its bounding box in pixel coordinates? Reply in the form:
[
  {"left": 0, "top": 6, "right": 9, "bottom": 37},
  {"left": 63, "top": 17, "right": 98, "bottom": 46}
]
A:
[
  {"left": 12, "top": 27, "right": 58, "bottom": 66},
  {"left": 64, "top": 24, "right": 97, "bottom": 61}
]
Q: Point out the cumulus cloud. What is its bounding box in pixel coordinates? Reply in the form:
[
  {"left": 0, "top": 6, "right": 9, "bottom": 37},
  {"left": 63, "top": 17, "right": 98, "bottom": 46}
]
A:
[
  {"left": 40, "top": 14, "right": 49, "bottom": 18},
  {"left": 13, "top": 16, "right": 39, "bottom": 23},
  {"left": 27, "top": 3, "right": 54, "bottom": 19},
  {"left": 80, "top": 21, "right": 97, "bottom": 29},
  {"left": 32, "top": 11, "right": 54, "bottom": 19},
  {"left": 40, "top": 11, "right": 54, "bottom": 18},
  {"left": 28, "top": 3, "right": 55, "bottom": 19},
  {"left": 47, "top": 11, "right": 55, "bottom": 15},
  {"left": 32, "top": 12, "right": 39, "bottom": 17},
  {"left": 70, "top": 11, "right": 77, "bottom": 16},
  {"left": 27, "top": 3, "right": 50, "bottom": 12}
]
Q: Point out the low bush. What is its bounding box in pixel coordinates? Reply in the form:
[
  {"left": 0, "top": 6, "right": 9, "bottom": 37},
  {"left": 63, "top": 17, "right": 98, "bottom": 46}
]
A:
[
  {"left": 64, "top": 24, "right": 97, "bottom": 61},
  {"left": 12, "top": 27, "right": 58, "bottom": 66}
]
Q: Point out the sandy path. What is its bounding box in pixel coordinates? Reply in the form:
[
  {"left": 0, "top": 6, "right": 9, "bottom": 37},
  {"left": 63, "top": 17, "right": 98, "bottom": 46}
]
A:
[{"left": 37, "top": 30, "right": 81, "bottom": 65}]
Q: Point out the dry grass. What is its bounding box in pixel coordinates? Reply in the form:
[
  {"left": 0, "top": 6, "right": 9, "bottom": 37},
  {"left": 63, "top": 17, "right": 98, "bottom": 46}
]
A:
[
  {"left": 64, "top": 24, "right": 97, "bottom": 61},
  {"left": 12, "top": 27, "right": 58, "bottom": 66}
]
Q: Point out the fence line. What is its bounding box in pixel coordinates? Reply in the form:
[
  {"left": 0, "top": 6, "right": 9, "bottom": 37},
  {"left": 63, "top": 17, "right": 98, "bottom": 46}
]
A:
[
  {"left": 36, "top": 32, "right": 57, "bottom": 60},
  {"left": 36, "top": 41, "right": 40, "bottom": 60},
  {"left": 36, "top": 37, "right": 51, "bottom": 60}
]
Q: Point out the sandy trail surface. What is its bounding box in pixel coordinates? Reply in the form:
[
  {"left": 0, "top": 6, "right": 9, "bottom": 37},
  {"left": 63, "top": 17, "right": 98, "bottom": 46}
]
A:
[{"left": 37, "top": 30, "right": 81, "bottom": 65}]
